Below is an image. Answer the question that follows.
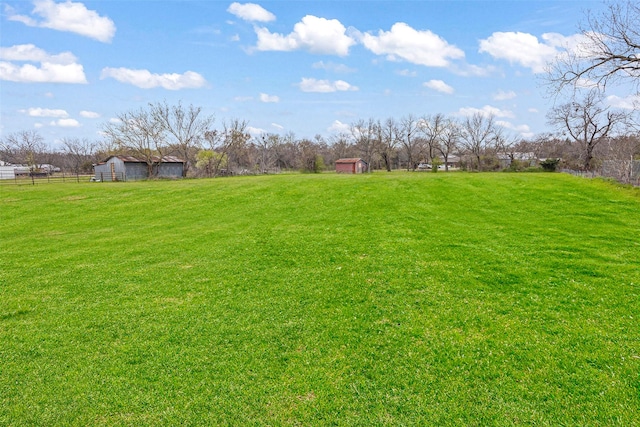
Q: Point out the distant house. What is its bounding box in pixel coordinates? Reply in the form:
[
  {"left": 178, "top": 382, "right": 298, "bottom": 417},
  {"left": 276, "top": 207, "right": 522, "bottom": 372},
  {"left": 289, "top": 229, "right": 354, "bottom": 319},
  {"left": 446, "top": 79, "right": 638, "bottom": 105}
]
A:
[
  {"left": 335, "top": 158, "right": 368, "bottom": 174},
  {"left": 497, "top": 152, "right": 538, "bottom": 169},
  {"left": 93, "top": 155, "right": 184, "bottom": 181},
  {"left": 438, "top": 155, "right": 461, "bottom": 170}
]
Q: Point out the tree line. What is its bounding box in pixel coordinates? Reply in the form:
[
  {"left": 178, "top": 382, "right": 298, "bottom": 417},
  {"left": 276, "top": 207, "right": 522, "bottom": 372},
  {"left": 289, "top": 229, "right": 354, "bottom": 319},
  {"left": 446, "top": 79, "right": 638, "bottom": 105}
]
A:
[
  {"left": 1, "top": 2, "right": 639, "bottom": 181},
  {"left": 1, "top": 101, "right": 638, "bottom": 179}
]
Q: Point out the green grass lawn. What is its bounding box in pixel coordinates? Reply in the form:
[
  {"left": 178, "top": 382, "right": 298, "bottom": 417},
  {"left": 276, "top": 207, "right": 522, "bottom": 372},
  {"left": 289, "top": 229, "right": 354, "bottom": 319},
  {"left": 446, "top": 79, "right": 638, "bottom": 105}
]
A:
[{"left": 1, "top": 172, "right": 639, "bottom": 426}]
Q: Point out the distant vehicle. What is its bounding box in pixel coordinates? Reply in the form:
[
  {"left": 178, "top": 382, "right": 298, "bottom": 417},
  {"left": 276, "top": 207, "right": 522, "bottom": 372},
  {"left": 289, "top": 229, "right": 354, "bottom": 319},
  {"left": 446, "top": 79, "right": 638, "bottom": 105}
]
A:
[
  {"left": 40, "top": 164, "right": 61, "bottom": 173},
  {"left": 417, "top": 163, "right": 431, "bottom": 170}
]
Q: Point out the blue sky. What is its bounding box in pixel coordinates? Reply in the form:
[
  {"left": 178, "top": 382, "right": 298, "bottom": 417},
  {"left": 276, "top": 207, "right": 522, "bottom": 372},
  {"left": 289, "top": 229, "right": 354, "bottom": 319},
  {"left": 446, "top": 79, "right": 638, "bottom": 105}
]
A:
[{"left": 1, "top": 0, "right": 628, "bottom": 148}]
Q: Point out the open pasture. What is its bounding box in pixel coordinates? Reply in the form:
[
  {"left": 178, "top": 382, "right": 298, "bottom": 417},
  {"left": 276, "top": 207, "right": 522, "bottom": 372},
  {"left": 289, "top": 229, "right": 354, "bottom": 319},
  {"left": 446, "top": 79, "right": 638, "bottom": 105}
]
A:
[{"left": 1, "top": 172, "right": 639, "bottom": 425}]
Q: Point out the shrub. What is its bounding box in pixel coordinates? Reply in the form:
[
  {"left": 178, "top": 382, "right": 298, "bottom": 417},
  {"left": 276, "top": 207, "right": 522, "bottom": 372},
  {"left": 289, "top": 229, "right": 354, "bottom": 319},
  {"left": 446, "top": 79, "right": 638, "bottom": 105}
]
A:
[
  {"left": 431, "top": 158, "right": 442, "bottom": 173},
  {"left": 540, "top": 158, "right": 560, "bottom": 172},
  {"left": 314, "top": 155, "right": 326, "bottom": 173}
]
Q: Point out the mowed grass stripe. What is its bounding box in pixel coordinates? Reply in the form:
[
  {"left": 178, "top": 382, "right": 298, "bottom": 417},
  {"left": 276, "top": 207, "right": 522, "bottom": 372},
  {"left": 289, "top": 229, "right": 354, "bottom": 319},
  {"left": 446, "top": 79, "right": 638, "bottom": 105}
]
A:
[{"left": 1, "top": 172, "right": 639, "bottom": 426}]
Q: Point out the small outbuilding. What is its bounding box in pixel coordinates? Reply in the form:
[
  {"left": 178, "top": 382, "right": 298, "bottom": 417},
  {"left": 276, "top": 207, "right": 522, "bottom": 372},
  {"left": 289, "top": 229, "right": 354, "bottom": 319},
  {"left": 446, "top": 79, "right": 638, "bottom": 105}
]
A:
[
  {"left": 0, "top": 165, "right": 16, "bottom": 180},
  {"left": 335, "top": 158, "right": 368, "bottom": 174},
  {"left": 0, "top": 164, "right": 30, "bottom": 180},
  {"left": 93, "top": 155, "right": 184, "bottom": 181}
]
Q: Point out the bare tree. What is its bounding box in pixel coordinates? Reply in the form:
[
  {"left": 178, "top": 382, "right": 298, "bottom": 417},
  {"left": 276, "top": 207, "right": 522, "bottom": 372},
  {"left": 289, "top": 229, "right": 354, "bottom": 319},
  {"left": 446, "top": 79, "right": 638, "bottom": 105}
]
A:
[
  {"left": 419, "top": 114, "right": 446, "bottom": 165},
  {"left": 437, "top": 118, "right": 461, "bottom": 171},
  {"left": 61, "top": 137, "right": 96, "bottom": 174},
  {"left": 255, "top": 133, "right": 282, "bottom": 173},
  {"left": 202, "top": 119, "right": 251, "bottom": 176},
  {"left": 547, "top": 1, "right": 640, "bottom": 95},
  {"left": 297, "top": 138, "right": 323, "bottom": 173},
  {"left": 547, "top": 89, "right": 629, "bottom": 170},
  {"left": 600, "top": 134, "right": 640, "bottom": 182},
  {"left": 519, "top": 133, "right": 555, "bottom": 160},
  {"left": 223, "top": 119, "right": 251, "bottom": 173},
  {"left": 269, "top": 132, "right": 295, "bottom": 170},
  {"left": 495, "top": 133, "right": 525, "bottom": 170},
  {"left": 313, "top": 134, "right": 333, "bottom": 171},
  {"left": 378, "top": 118, "right": 400, "bottom": 172},
  {"left": 327, "top": 132, "right": 355, "bottom": 169},
  {"left": 273, "top": 131, "right": 301, "bottom": 171},
  {"left": 94, "top": 136, "right": 119, "bottom": 161},
  {"left": 399, "top": 115, "right": 422, "bottom": 170},
  {"left": 351, "top": 118, "right": 379, "bottom": 171},
  {"left": 150, "top": 101, "right": 214, "bottom": 177},
  {"left": 460, "top": 113, "right": 500, "bottom": 171},
  {"left": 0, "top": 130, "right": 47, "bottom": 170},
  {"left": 102, "top": 107, "right": 167, "bottom": 177}
]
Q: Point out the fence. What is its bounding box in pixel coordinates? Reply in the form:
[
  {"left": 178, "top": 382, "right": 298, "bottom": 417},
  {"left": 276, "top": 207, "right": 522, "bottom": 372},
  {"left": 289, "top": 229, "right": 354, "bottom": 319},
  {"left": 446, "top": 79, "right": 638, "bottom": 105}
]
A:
[
  {"left": 562, "top": 160, "right": 640, "bottom": 187},
  {"left": 92, "top": 171, "right": 127, "bottom": 182},
  {"left": 0, "top": 173, "right": 101, "bottom": 186}
]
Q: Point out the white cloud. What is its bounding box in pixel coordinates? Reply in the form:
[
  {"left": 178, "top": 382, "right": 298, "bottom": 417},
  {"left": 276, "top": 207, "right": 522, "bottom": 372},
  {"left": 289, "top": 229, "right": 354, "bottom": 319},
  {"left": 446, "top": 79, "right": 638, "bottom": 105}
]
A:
[
  {"left": 456, "top": 105, "right": 514, "bottom": 118},
  {"left": 255, "top": 15, "right": 355, "bottom": 56},
  {"left": 478, "top": 32, "right": 585, "bottom": 74},
  {"left": 8, "top": 0, "right": 116, "bottom": 43},
  {"left": 479, "top": 32, "right": 553, "bottom": 73},
  {"left": 21, "top": 107, "right": 69, "bottom": 118},
  {"left": 397, "top": 69, "right": 417, "bottom": 77},
  {"left": 312, "top": 61, "right": 356, "bottom": 73},
  {"left": 50, "top": 118, "right": 80, "bottom": 127},
  {"left": 0, "top": 44, "right": 77, "bottom": 64},
  {"left": 328, "top": 120, "right": 350, "bottom": 134},
  {"left": 192, "top": 26, "right": 221, "bottom": 36},
  {"left": 606, "top": 94, "right": 640, "bottom": 110},
  {"left": 0, "top": 61, "right": 86, "bottom": 84},
  {"left": 423, "top": 79, "right": 454, "bottom": 94},
  {"left": 0, "top": 44, "right": 87, "bottom": 84},
  {"left": 575, "top": 77, "right": 599, "bottom": 89},
  {"left": 100, "top": 67, "right": 207, "bottom": 90},
  {"left": 542, "top": 32, "right": 591, "bottom": 55},
  {"left": 450, "top": 63, "right": 497, "bottom": 77},
  {"left": 260, "top": 93, "right": 280, "bottom": 103},
  {"left": 227, "top": 2, "right": 275, "bottom": 22},
  {"left": 247, "top": 126, "right": 266, "bottom": 135},
  {"left": 496, "top": 120, "right": 531, "bottom": 135},
  {"left": 80, "top": 110, "right": 100, "bottom": 118},
  {"left": 271, "top": 123, "right": 284, "bottom": 130},
  {"left": 359, "top": 23, "right": 464, "bottom": 67},
  {"left": 493, "top": 90, "right": 517, "bottom": 101},
  {"left": 298, "top": 78, "right": 358, "bottom": 93}
]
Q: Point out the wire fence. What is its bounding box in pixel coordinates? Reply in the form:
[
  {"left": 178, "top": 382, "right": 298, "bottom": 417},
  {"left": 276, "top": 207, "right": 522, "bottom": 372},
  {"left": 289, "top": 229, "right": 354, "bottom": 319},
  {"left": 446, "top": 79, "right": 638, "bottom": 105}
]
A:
[
  {"left": 2, "top": 165, "right": 638, "bottom": 186},
  {"left": 0, "top": 172, "right": 97, "bottom": 186},
  {"left": 562, "top": 161, "right": 640, "bottom": 187}
]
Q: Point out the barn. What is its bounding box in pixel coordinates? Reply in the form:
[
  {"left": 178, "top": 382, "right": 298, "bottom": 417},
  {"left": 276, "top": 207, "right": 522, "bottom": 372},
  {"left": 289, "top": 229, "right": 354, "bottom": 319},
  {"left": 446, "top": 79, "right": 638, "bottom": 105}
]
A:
[
  {"left": 93, "top": 155, "right": 184, "bottom": 181},
  {"left": 0, "top": 164, "right": 30, "bottom": 180},
  {"left": 335, "top": 158, "right": 368, "bottom": 174}
]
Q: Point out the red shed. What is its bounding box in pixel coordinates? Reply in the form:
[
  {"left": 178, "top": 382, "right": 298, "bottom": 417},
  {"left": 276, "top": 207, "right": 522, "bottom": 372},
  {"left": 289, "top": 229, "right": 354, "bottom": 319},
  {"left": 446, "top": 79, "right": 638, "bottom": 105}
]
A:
[{"left": 335, "top": 158, "right": 368, "bottom": 174}]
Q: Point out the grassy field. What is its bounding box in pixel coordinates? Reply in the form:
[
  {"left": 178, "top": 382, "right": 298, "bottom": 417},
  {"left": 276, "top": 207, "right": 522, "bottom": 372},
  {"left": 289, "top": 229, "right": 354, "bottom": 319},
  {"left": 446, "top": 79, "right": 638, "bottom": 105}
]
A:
[{"left": 1, "top": 172, "right": 639, "bottom": 426}]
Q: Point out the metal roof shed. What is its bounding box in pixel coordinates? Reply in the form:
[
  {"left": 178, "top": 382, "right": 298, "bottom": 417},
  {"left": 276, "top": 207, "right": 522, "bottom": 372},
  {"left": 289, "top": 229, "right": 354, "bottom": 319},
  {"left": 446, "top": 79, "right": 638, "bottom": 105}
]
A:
[{"left": 93, "top": 155, "right": 184, "bottom": 181}]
